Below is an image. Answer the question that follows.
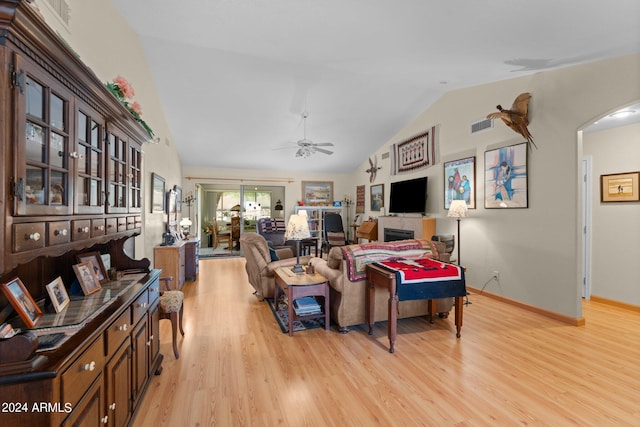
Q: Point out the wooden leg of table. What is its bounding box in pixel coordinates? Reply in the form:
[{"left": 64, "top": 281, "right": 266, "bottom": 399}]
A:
[
  {"left": 287, "top": 288, "right": 295, "bottom": 336},
  {"left": 454, "top": 296, "right": 463, "bottom": 338},
  {"left": 367, "top": 281, "right": 375, "bottom": 335},
  {"left": 427, "top": 299, "right": 435, "bottom": 324},
  {"left": 324, "top": 288, "right": 330, "bottom": 331},
  {"left": 388, "top": 294, "right": 397, "bottom": 353}
]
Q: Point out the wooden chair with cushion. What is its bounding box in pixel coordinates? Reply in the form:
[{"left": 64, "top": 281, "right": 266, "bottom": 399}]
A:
[
  {"left": 214, "top": 221, "right": 232, "bottom": 250},
  {"left": 158, "top": 276, "right": 185, "bottom": 359},
  {"left": 322, "top": 212, "right": 347, "bottom": 256}
]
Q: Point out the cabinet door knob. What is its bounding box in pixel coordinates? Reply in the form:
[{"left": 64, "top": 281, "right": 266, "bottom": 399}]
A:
[
  {"left": 54, "top": 228, "right": 68, "bottom": 236},
  {"left": 101, "top": 415, "right": 109, "bottom": 424},
  {"left": 26, "top": 232, "right": 41, "bottom": 241},
  {"left": 96, "top": 225, "right": 105, "bottom": 231},
  {"left": 116, "top": 324, "right": 128, "bottom": 332},
  {"left": 138, "top": 302, "right": 147, "bottom": 308},
  {"left": 109, "top": 403, "right": 116, "bottom": 411},
  {"left": 82, "top": 361, "right": 96, "bottom": 371},
  {"left": 69, "top": 151, "right": 79, "bottom": 159}
]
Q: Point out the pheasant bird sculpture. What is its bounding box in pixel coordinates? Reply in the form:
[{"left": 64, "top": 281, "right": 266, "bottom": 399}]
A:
[
  {"left": 487, "top": 92, "right": 536, "bottom": 150},
  {"left": 366, "top": 155, "right": 382, "bottom": 183}
]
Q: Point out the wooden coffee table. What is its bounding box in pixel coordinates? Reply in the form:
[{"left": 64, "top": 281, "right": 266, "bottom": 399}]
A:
[{"left": 274, "top": 267, "right": 330, "bottom": 336}]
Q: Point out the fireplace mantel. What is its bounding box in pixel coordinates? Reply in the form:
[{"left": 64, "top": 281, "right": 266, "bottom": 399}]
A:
[{"left": 378, "top": 216, "right": 436, "bottom": 242}]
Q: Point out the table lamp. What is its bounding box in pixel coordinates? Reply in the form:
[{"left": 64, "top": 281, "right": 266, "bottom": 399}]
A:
[
  {"left": 447, "top": 200, "right": 468, "bottom": 266},
  {"left": 284, "top": 214, "right": 311, "bottom": 274},
  {"left": 179, "top": 217, "right": 192, "bottom": 237}
]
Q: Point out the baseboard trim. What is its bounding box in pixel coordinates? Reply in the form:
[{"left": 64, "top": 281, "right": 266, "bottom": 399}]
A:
[
  {"left": 590, "top": 295, "right": 640, "bottom": 313},
  {"left": 467, "top": 286, "right": 585, "bottom": 326}
]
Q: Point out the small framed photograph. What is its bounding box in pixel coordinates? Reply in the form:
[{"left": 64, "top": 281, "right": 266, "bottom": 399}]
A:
[
  {"left": 46, "top": 277, "right": 69, "bottom": 313},
  {"left": 174, "top": 185, "right": 182, "bottom": 213},
  {"left": 77, "top": 251, "right": 109, "bottom": 284},
  {"left": 1, "top": 277, "right": 42, "bottom": 328},
  {"left": 600, "top": 172, "right": 640, "bottom": 202},
  {"left": 73, "top": 261, "right": 102, "bottom": 295},
  {"left": 370, "top": 184, "right": 384, "bottom": 211}
]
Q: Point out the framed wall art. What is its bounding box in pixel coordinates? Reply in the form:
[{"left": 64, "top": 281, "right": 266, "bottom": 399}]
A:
[
  {"left": 444, "top": 156, "right": 476, "bottom": 209},
  {"left": 73, "top": 261, "right": 102, "bottom": 295},
  {"left": 484, "top": 142, "right": 528, "bottom": 209},
  {"left": 370, "top": 184, "right": 384, "bottom": 211},
  {"left": 46, "top": 277, "right": 69, "bottom": 313},
  {"left": 1, "top": 277, "right": 42, "bottom": 327},
  {"left": 77, "top": 251, "right": 109, "bottom": 284},
  {"left": 600, "top": 171, "right": 640, "bottom": 202},
  {"left": 301, "top": 181, "right": 333, "bottom": 205},
  {"left": 151, "top": 173, "right": 165, "bottom": 213},
  {"left": 356, "top": 185, "right": 365, "bottom": 213},
  {"left": 174, "top": 185, "right": 183, "bottom": 213}
]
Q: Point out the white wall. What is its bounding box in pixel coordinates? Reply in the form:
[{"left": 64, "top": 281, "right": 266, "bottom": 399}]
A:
[
  {"left": 348, "top": 54, "right": 640, "bottom": 319},
  {"left": 583, "top": 123, "right": 640, "bottom": 304},
  {"left": 35, "top": 0, "right": 183, "bottom": 261}
]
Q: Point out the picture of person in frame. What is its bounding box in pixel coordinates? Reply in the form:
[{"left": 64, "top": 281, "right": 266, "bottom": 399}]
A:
[{"left": 73, "top": 262, "right": 102, "bottom": 295}]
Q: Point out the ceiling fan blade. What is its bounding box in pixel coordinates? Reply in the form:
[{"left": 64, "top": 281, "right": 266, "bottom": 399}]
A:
[
  {"left": 313, "top": 142, "right": 334, "bottom": 147},
  {"left": 314, "top": 147, "right": 333, "bottom": 155}
]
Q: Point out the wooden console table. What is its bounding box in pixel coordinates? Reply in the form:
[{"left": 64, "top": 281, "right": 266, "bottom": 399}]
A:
[{"left": 366, "top": 263, "right": 464, "bottom": 353}]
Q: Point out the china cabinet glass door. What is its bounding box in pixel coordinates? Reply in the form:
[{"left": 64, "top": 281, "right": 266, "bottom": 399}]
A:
[
  {"left": 75, "top": 104, "right": 105, "bottom": 214},
  {"left": 14, "top": 54, "right": 73, "bottom": 216}
]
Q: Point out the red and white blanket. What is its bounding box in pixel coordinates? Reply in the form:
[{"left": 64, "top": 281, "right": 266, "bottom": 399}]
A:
[{"left": 375, "top": 258, "right": 462, "bottom": 284}]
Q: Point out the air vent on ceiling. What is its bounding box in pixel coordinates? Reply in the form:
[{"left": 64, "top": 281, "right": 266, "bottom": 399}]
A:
[
  {"left": 471, "top": 118, "right": 493, "bottom": 134},
  {"left": 381, "top": 151, "right": 389, "bottom": 159},
  {"left": 45, "top": 0, "right": 71, "bottom": 26}
]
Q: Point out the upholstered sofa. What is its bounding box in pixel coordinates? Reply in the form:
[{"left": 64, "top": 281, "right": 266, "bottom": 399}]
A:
[
  {"left": 310, "top": 239, "right": 451, "bottom": 332},
  {"left": 240, "top": 232, "right": 312, "bottom": 299}
]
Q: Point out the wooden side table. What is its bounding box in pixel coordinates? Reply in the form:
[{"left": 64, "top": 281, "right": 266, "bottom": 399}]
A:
[{"left": 274, "top": 267, "right": 330, "bottom": 336}]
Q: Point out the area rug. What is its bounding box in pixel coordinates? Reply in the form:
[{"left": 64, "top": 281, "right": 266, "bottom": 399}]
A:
[{"left": 266, "top": 297, "right": 325, "bottom": 333}]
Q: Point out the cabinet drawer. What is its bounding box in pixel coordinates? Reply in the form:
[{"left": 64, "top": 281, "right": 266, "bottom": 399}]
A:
[
  {"left": 61, "top": 337, "right": 105, "bottom": 409},
  {"left": 134, "top": 215, "right": 142, "bottom": 229},
  {"left": 91, "top": 219, "right": 106, "bottom": 237},
  {"left": 72, "top": 219, "right": 91, "bottom": 241},
  {"left": 13, "top": 222, "right": 46, "bottom": 252},
  {"left": 148, "top": 280, "right": 160, "bottom": 306},
  {"left": 48, "top": 221, "right": 71, "bottom": 246},
  {"left": 117, "top": 217, "right": 127, "bottom": 232},
  {"left": 105, "top": 308, "right": 131, "bottom": 358},
  {"left": 127, "top": 216, "right": 136, "bottom": 230},
  {"left": 132, "top": 291, "right": 149, "bottom": 326},
  {"left": 105, "top": 218, "right": 117, "bottom": 235}
]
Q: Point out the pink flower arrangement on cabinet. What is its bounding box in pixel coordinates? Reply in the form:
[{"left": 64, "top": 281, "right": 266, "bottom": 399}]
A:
[{"left": 106, "top": 76, "right": 154, "bottom": 138}]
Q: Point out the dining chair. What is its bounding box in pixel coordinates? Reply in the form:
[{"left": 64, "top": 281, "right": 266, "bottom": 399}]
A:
[
  {"left": 158, "top": 276, "right": 185, "bottom": 359},
  {"left": 230, "top": 216, "right": 241, "bottom": 250},
  {"left": 215, "top": 221, "right": 232, "bottom": 250}
]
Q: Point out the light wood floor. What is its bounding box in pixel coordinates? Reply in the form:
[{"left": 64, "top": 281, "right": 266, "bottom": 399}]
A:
[{"left": 134, "top": 258, "right": 640, "bottom": 426}]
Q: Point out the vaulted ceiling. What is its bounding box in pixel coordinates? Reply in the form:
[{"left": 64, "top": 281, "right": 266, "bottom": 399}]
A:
[{"left": 112, "top": 0, "right": 640, "bottom": 173}]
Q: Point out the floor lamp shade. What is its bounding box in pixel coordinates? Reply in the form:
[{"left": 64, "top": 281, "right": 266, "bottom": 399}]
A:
[
  {"left": 285, "top": 214, "right": 311, "bottom": 273},
  {"left": 447, "top": 200, "right": 468, "bottom": 265}
]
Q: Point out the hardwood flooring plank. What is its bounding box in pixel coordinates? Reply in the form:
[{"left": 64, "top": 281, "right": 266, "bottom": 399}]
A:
[{"left": 133, "top": 257, "right": 640, "bottom": 426}]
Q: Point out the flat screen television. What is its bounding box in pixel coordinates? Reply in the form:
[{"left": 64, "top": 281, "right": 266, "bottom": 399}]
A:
[{"left": 388, "top": 177, "right": 428, "bottom": 214}]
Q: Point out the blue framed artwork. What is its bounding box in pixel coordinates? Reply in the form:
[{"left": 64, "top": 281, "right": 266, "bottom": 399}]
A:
[
  {"left": 444, "top": 156, "right": 476, "bottom": 209},
  {"left": 484, "top": 142, "right": 528, "bottom": 208}
]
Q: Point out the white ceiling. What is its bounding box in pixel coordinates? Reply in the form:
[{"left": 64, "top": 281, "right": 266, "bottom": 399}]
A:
[{"left": 112, "top": 0, "right": 640, "bottom": 173}]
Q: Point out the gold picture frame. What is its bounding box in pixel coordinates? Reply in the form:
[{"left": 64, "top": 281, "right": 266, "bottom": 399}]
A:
[
  {"left": 77, "top": 251, "right": 109, "bottom": 284},
  {"left": 600, "top": 172, "right": 640, "bottom": 202},
  {"left": 301, "top": 181, "right": 333, "bottom": 205},
  {"left": 1, "top": 277, "right": 42, "bottom": 328}
]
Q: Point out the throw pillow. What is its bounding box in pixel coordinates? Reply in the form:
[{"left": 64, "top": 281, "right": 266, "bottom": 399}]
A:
[{"left": 269, "top": 247, "right": 279, "bottom": 262}]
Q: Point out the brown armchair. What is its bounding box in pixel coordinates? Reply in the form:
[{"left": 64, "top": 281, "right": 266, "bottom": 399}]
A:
[{"left": 240, "top": 232, "right": 311, "bottom": 300}]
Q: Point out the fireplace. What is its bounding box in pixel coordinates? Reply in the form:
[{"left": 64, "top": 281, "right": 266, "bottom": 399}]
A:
[{"left": 384, "top": 228, "right": 414, "bottom": 242}]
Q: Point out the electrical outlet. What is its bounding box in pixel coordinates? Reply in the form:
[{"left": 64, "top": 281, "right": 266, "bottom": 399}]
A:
[{"left": 492, "top": 270, "right": 500, "bottom": 279}]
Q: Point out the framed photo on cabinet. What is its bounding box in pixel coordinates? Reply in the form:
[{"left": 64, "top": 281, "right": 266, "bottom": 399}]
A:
[
  {"left": 46, "top": 277, "right": 69, "bottom": 313},
  {"left": 73, "top": 261, "right": 102, "bottom": 295},
  {"left": 1, "top": 277, "right": 42, "bottom": 327}
]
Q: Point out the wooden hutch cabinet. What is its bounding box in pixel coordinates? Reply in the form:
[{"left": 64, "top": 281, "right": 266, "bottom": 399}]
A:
[{"left": 0, "top": 2, "right": 162, "bottom": 426}]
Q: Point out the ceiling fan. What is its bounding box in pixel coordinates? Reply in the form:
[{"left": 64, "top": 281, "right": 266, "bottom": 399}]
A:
[{"left": 294, "top": 112, "right": 334, "bottom": 158}]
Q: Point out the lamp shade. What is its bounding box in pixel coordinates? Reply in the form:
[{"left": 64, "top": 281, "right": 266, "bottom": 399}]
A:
[
  {"left": 284, "top": 214, "right": 311, "bottom": 240},
  {"left": 230, "top": 204, "right": 241, "bottom": 212},
  {"left": 274, "top": 200, "right": 283, "bottom": 210},
  {"left": 179, "top": 217, "right": 192, "bottom": 227},
  {"left": 447, "top": 200, "right": 469, "bottom": 219}
]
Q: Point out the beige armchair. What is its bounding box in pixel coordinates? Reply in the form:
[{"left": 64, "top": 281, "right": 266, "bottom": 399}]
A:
[{"left": 240, "top": 232, "right": 311, "bottom": 299}]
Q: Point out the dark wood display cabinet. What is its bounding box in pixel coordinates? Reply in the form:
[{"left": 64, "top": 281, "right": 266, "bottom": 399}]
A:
[{"left": 0, "top": 2, "right": 162, "bottom": 426}]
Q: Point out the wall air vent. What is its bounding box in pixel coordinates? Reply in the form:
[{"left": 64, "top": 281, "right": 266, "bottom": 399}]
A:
[
  {"left": 381, "top": 151, "right": 389, "bottom": 159},
  {"left": 45, "top": 0, "right": 71, "bottom": 26},
  {"left": 471, "top": 118, "right": 493, "bottom": 134}
]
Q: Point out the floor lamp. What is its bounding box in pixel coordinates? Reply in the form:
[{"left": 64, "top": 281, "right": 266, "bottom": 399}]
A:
[
  {"left": 284, "top": 214, "right": 311, "bottom": 274},
  {"left": 447, "top": 200, "right": 468, "bottom": 266}
]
